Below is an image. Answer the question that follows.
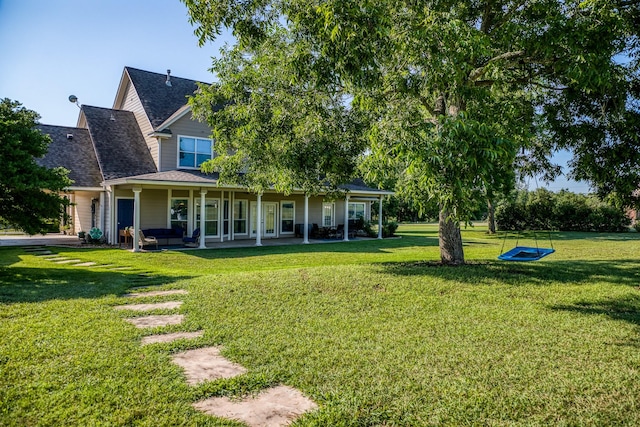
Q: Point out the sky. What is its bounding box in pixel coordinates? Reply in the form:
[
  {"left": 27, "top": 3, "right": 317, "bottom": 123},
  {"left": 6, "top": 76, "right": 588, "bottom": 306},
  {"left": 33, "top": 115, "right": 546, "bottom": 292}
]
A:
[{"left": 0, "top": 0, "right": 590, "bottom": 193}]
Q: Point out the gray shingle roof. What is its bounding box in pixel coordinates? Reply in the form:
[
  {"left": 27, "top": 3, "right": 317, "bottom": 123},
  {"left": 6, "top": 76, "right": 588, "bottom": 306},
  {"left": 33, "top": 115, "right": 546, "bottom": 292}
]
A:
[
  {"left": 125, "top": 67, "right": 204, "bottom": 129},
  {"left": 36, "top": 124, "right": 103, "bottom": 188},
  {"left": 82, "top": 105, "right": 157, "bottom": 180}
]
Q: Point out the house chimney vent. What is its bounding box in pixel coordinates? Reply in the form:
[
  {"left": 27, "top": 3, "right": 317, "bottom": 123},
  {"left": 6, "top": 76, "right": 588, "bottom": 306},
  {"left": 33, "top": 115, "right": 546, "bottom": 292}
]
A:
[
  {"left": 66, "top": 133, "right": 73, "bottom": 140},
  {"left": 166, "top": 69, "right": 172, "bottom": 87},
  {"left": 110, "top": 113, "right": 116, "bottom": 121}
]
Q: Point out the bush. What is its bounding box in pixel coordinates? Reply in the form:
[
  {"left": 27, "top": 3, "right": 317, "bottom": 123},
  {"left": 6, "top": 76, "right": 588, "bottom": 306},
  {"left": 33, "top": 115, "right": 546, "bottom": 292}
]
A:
[
  {"left": 362, "top": 220, "right": 398, "bottom": 238},
  {"left": 496, "top": 189, "right": 630, "bottom": 232}
]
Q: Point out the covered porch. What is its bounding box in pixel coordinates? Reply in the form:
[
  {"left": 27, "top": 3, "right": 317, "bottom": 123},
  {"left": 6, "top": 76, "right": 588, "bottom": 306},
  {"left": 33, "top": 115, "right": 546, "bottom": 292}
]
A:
[{"left": 104, "top": 170, "right": 393, "bottom": 252}]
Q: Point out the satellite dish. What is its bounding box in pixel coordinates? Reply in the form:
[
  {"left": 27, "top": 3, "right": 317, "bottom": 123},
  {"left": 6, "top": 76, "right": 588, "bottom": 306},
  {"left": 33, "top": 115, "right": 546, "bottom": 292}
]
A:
[{"left": 68, "top": 95, "right": 78, "bottom": 103}]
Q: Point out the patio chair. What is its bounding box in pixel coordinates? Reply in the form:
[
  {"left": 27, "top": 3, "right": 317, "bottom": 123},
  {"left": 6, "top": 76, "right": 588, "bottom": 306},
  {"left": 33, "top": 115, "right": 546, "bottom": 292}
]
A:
[
  {"left": 138, "top": 230, "right": 158, "bottom": 250},
  {"left": 330, "top": 224, "right": 344, "bottom": 239},
  {"left": 183, "top": 228, "right": 200, "bottom": 246}
]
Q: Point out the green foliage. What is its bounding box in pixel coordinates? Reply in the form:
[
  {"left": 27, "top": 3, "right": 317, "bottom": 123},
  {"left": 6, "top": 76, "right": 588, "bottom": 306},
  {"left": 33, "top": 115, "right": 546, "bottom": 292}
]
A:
[
  {"left": 183, "top": 0, "right": 639, "bottom": 263},
  {"left": 362, "top": 219, "right": 398, "bottom": 238},
  {"left": 0, "top": 99, "right": 71, "bottom": 235},
  {"left": 496, "top": 189, "right": 631, "bottom": 232},
  {"left": 190, "top": 28, "right": 366, "bottom": 196}
]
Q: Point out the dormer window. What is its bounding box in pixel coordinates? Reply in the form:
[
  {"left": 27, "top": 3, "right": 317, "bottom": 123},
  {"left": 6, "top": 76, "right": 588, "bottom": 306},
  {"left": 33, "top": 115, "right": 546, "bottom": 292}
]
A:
[{"left": 178, "top": 135, "right": 213, "bottom": 168}]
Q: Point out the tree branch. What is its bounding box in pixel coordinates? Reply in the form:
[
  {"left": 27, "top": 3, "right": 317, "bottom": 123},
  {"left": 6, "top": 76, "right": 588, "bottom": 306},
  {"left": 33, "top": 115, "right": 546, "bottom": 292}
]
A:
[{"left": 468, "top": 50, "right": 526, "bottom": 82}]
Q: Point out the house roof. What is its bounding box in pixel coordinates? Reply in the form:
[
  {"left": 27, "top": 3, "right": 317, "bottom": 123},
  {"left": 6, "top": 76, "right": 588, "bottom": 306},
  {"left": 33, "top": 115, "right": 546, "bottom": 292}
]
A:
[
  {"left": 124, "top": 67, "right": 204, "bottom": 129},
  {"left": 104, "top": 170, "right": 392, "bottom": 195},
  {"left": 36, "top": 124, "right": 103, "bottom": 188},
  {"left": 82, "top": 105, "right": 157, "bottom": 180}
]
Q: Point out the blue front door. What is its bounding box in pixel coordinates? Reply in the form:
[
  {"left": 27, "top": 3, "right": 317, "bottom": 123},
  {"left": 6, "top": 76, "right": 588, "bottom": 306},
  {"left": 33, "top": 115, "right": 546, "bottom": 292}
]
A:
[{"left": 117, "top": 199, "right": 134, "bottom": 231}]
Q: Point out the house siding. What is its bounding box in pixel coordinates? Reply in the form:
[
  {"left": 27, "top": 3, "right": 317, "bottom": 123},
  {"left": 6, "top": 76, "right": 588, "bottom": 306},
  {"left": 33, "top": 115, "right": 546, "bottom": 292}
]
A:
[
  {"left": 161, "top": 113, "right": 213, "bottom": 171},
  {"left": 72, "top": 191, "right": 101, "bottom": 234},
  {"left": 120, "top": 81, "right": 158, "bottom": 168}
]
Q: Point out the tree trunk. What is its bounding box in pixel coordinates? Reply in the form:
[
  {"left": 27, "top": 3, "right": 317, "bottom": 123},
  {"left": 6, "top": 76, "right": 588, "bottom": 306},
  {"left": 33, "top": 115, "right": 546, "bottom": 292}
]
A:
[
  {"left": 487, "top": 198, "right": 496, "bottom": 234},
  {"left": 439, "top": 207, "right": 465, "bottom": 265}
]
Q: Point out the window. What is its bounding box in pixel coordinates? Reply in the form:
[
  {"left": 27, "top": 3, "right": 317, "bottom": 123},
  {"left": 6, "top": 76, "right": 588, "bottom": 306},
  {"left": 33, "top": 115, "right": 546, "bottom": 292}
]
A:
[
  {"left": 195, "top": 198, "right": 219, "bottom": 236},
  {"left": 281, "top": 201, "right": 295, "bottom": 233},
  {"left": 170, "top": 199, "right": 189, "bottom": 232},
  {"left": 233, "top": 199, "right": 247, "bottom": 234},
  {"left": 322, "top": 203, "right": 334, "bottom": 227},
  {"left": 178, "top": 136, "right": 212, "bottom": 168},
  {"left": 348, "top": 202, "right": 366, "bottom": 220}
]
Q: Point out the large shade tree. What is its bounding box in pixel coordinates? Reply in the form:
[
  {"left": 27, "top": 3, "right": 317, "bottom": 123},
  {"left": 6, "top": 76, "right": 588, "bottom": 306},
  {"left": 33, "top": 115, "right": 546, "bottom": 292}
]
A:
[
  {"left": 0, "top": 99, "right": 71, "bottom": 235},
  {"left": 190, "top": 29, "right": 367, "bottom": 198},
  {"left": 184, "top": 0, "right": 640, "bottom": 264}
]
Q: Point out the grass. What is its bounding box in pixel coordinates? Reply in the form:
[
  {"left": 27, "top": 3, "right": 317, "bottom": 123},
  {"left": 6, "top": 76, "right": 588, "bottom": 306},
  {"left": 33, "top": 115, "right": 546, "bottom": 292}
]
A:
[{"left": 2, "top": 224, "right": 640, "bottom": 425}]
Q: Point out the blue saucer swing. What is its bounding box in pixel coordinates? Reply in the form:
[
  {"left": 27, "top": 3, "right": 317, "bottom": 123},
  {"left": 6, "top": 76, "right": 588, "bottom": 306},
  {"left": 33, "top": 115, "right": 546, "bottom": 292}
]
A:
[{"left": 498, "top": 230, "right": 555, "bottom": 262}]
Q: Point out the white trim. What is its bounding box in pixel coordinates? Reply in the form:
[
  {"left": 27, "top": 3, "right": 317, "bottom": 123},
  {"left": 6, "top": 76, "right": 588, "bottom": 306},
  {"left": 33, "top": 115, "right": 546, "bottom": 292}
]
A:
[
  {"left": 322, "top": 202, "right": 335, "bottom": 228},
  {"left": 176, "top": 134, "right": 213, "bottom": 169},
  {"left": 280, "top": 200, "right": 295, "bottom": 235},
  {"left": 233, "top": 198, "right": 249, "bottom": 236},
  {"left": 195, "top": 196, "right": 221, "bottom": 238},
  {"left": 157, "top": 104, "right": 191, "bottom": 131}
]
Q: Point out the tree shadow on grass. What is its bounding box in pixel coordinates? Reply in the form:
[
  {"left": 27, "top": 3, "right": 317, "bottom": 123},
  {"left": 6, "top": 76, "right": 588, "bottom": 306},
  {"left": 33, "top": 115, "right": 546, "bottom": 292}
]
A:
[
  {"left": 184, "top": 235, "right": 440, "bottom": 262},
  {"left": 550, "top": 294, "right": 640, "bottom": 348},
  {"left": 380, "top": 259, "right": 640, "bottom": 287},
  {"left": 0, "top": 266, "right": 187, "bottom": 304}
]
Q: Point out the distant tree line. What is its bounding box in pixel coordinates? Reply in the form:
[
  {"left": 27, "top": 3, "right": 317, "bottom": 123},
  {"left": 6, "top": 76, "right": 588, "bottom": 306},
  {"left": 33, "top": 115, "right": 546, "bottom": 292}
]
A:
[{"left": 495, "top": 189, "right": 630, "bottom": 232}]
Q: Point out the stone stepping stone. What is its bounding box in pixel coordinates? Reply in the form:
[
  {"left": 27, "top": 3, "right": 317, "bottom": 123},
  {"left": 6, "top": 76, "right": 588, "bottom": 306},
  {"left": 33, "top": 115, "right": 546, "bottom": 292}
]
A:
[
  {"left": 74, "top": 261, "right": 97, "bottom": 267},
  {"left": 125, "top": 315, "right": 184, "bottom": 328},
  {"left": 114, "top": 301, "right": 183, "bottom": 311},
  {"left": 109, "top": 266, "right": 133, "bottom": 271},
  {"left": 45, "top": 257, "right": 69, "bottom": 262},
  {"left": 23, "top": 247, "right": 47, "bottom": 252},
  {"left": 32, "top": 250, "right": 53, "bottom": 255},
  {"left": 54, "top": 259, "right": 83, "bottom": 264},
  {"left": 124, "top": 289, "right": 188, "bottom": 298},
  {"left": 142, "top": 331, "right": 204, "bottom": 345},
  {"left": 172, "top": 347, "right": 247, "bottom": 385},
  {"left": 193, "top": 385, "right": 318, "bottom": 427}
]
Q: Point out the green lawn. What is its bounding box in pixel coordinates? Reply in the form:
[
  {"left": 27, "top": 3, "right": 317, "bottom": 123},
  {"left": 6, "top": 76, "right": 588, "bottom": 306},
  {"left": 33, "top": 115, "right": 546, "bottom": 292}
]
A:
[{"left": 2, "top": 224, "right": 640, "bottom": 426}]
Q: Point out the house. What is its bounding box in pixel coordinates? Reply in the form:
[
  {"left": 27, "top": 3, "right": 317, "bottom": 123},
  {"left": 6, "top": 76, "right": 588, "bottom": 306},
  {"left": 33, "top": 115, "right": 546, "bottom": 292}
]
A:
[{"left": 37, "top": 67, "right": 393, "bottom": 250}]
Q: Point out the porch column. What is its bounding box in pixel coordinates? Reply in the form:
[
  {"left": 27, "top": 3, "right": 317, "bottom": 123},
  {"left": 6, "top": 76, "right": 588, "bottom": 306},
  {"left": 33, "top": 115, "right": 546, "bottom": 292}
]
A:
[
  {"left": 220, "top": 190, "right": 225, "bottom": 243},
  {"left": 132, "top": 187, "right": 142, "bottom": 252},
  {"left": 303, "top": 194, "right": 309, "bottom": 244},
  {"left": 343, "top": 194, "right": 350, "bottom": 242},
  {"left": 230, "top": 191, "right": 235, "bottom": 241},
  {"left": 99, "top": 192, "right": 105, "bottom": 237},
  {"left": 199, "top": 189, "right": 207, "bottom": 249},
  {"left": 256, "top": 193, "right": 263, "bottom": 246},
  {"left": 378, "top": 195, "right": 384, "bottom": 239}
]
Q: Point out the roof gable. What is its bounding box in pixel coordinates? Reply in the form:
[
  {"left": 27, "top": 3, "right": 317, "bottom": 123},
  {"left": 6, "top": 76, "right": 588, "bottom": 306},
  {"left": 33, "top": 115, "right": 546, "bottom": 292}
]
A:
[
  {"left": 123, "top": 67, "right": 204, "bottom": 130},
  {"left": 36, "top": 124, "right": 103, "bottom": 188},
  {"left": 82, "top": 105, "right": 157, "bottom": 180}
]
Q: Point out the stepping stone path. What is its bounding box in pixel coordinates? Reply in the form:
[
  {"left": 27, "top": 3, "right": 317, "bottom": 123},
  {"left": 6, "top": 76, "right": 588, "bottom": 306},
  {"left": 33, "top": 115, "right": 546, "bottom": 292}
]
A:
[
  {"left": 194, "top": 385, "right": 318, "bottom": 427},
  {"left": 142, "top": 331, "right": 204, "bottom": 345},
  {"left": 74, "top": 261, "right": 97, "bottom": 267},
  {"left": 125, "top": 314, "right": 184, "bottom": 328},
  {"left": 115, "top": 301, "right": 183, "bottom": 311},
  {"left": 125, "top": 289, "right": 188, "bottom": 298},
  {"left": 21, "top": 246, "right": 317, "bottom": 425},
  {"left": 54, "top": 259, "right": 83, "bottom": 264},
  {"left": 172, "top": 347, "right": 248, "bottom": 385}
]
